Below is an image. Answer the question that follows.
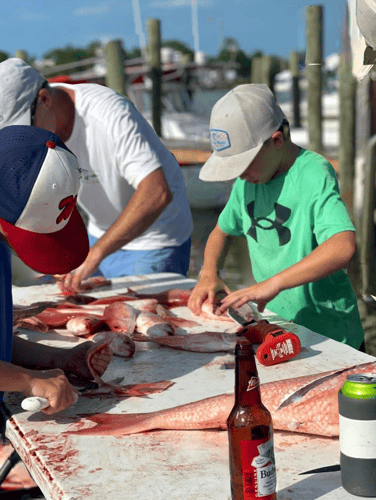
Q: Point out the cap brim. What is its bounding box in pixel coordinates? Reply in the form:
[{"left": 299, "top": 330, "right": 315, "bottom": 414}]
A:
[
  {"left": 199, "top": 142, "right": 264, "bottom": 182},
  {"left": 0, "top": 207, "right": 89, "bottom": 274}
]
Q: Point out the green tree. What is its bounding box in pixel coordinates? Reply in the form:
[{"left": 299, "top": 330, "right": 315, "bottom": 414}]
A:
[
  {"left": 216, "top": 38, "right": 252, "bottom": 79},
  {"left": 0, "top": 51, "right": 9, "bottom": 63},
  {"left": 162, "top": 40, "right": 194, "bottom": 61},
  {"left": 126, "top": 47, "right": 142, "bottom": 60},
  {"left": 42, "top": 41, "right": 101, "bottom": 74}
]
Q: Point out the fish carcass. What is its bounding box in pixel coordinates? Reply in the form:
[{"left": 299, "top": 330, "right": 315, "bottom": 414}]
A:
[
  {"left": 68, "top": 361, "right": 376, "bottom": 437},
  {"left": 84, "top": 340, "right": 173, "bottom": 396}
]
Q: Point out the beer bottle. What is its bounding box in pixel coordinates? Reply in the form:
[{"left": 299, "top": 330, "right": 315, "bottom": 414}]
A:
[{"left": 227, "top": 340, "right": 277, "bottom": 500}]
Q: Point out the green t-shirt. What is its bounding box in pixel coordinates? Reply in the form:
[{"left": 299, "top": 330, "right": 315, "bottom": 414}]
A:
[{"left": 218, "top": 148, "right": 364, "bottom": 349}]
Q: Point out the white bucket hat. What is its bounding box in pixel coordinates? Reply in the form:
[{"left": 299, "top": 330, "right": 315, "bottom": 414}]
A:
[
  {"left": 199, "top": 84, "right": 286, "bottom": 182},
  {"left": 0, "top": 58, "right": 46, "bottom": 129}
]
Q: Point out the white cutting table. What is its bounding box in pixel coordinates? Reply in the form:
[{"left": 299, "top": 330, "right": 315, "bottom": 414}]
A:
[{"left": 5, "top": 273, "right": 376, "bottom": 500}]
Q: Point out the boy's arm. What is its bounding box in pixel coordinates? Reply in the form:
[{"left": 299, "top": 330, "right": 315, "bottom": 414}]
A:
[
  {"left": 217, "top": 230, "right": 355, "bottom": 314},
  {"left": 188, "top": 224, "right": 231, "bottom": 315}
]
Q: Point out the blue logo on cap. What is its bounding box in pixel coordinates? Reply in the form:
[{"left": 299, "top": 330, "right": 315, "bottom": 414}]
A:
[{"left": 210, "top": 129, "right": 231, "bottom": 151}]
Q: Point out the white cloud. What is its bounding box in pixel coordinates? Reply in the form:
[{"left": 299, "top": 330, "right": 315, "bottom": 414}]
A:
[
  {"left": 149, "top": 0, "right": 211, "bottom": 7},
  {"left": 73, "top": 3, "right": 110, "bottom": 17}
]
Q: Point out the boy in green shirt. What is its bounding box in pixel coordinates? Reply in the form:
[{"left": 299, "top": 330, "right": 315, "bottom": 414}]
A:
[{"left": 188, "top": 84, "right": 364, "bottom": 350}]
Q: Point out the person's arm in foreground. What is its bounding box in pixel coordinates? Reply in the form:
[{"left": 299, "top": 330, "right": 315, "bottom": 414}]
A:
[
  {"left": 57, "top": 168, "right": 172, "bottom": 292},
  {"left": 188, "top": 224, "right": 232, "bottom": 315},
  {"left": 7, "top": 336, "right": 112, "bottom": 415},
  {"left": 216, "top": 230, "right": 355, "bottom": 314}
]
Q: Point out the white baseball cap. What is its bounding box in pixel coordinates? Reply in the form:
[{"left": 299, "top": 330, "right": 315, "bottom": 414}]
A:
[
  {"left": 0, "top": 58, "right": 47, "bottom": 129},
  {"left": 199, "top": 84, "right": 286, "bottom": 182},
  {"left": 353, "top": 0, "right": 376, "bottom": 80}
]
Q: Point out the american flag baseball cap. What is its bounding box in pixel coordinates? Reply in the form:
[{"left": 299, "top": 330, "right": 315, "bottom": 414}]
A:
[{"left": 0, "top": 126, "right": 89, "bottom": 274}]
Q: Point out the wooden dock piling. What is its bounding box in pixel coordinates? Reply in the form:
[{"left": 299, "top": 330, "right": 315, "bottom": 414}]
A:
[
  {"left": 147, "top": 18, "right": 162, "bottom": 137},
  {"left": 105, "top": 40, "right": 126, "bottom": 95},
  {"left": 306, "top": 5, "right": 323, "bottom": 154}
]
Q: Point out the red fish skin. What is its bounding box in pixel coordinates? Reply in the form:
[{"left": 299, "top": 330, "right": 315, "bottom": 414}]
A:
[
  {"left": 35, "top": 309, "right": 102, "bottom": 329},
  {"left": 68, "top": 361, "right": 376, "bottom": 438},
  {"left": 66, "top": 316, "right": 106, "bottom": 337},
  {"left": 149, "top": 332, "right": 237, "bottom": 352},
  {"left": 135, "top": 312, "right": 175, "bottom": 338},
  {"left": 90, "top": 331, "right": 135, "bottom": 358},
  {"left": 102, "top": 303, "right": 138, "bottom": 335},
  {"left": 68, "top": 392, "right": 231, "bottom": 436},
  {"left": 260, "top": 361, "right": 376, "bottom": 437}
]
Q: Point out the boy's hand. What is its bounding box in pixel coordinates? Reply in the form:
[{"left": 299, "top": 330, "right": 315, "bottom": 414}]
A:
[
  {"left": 216, "top": 278, "right": 281, "bottom": 314},
  {"left": 188, "top": 276, "right": 230, "bottom": 315}
]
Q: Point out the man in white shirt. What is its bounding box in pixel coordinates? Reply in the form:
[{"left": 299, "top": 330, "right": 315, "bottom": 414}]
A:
[{"left": 0, "top": 59, "right": 193, "bottom": 293}]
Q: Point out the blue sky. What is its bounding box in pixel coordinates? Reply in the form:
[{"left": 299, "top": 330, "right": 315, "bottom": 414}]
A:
[{"left": 0, "top": 0, "right": 348, "bottom": 61}]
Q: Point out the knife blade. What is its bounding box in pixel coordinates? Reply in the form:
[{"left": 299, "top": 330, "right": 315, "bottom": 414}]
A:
[
  {"left": 227, "top": 307, "right": 259, "bottom": 328},
  {"left": 299, "top": 464, "right": 341, "bottom": 475}
]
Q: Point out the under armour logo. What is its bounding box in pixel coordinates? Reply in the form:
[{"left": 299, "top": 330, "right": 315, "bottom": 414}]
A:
[
  {"left": 57, "top": 195, "right": 77, "bottom": 224},
  {"left": 247, "top": 201, "right": 291, "bottom": 246}
]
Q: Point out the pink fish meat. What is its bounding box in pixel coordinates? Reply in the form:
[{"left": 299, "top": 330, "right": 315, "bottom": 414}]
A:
[
  {"left": 102, "top": 302, "right": 138, "bottom": 335},
  {"left": 135, "top": 312, "right": 175, "bottom": 338},
  {"left": 91, "top": 331, "right": 135, "bottom": 358},
  {"left": 149, "top": 332, "right": 237, "bottom": 352},
  {"left": 68, "top": 361, "right": 376, "bottom": 437}
]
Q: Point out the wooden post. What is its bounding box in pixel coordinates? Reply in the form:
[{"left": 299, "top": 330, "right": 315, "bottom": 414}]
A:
[
  {"left": 361, "top": 136, "right": 376, "bottom": 297},
  {"left": 251, "top": 57, "right": 263, "bottom": 84},
  {"left": 14, "top": 50, "right": 27, "bottom": 61},
  {"left": 147, "top": 18, "right": 162, "bottom": 137},
  {"left": 289, "top": 51, "right": 301, "bottom": 128},
  {"left": 261, "top": 55, "right": 271, "bottom": 89},
  {"left": 105, "top": 40, "right": 126, "bottom": 95},
  {"left": 306, "top": 5, "right": 323, "bottom": 154},
  {"left": 338, "top": 60, "right": 357, "bottom": 218}
]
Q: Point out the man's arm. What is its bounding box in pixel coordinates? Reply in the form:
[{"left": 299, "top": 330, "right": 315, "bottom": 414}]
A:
[
  {"left": 217, "top": 230, "right": 355, "bottom": 314},
  {"left": 188, "top": 224, "right": 232, "bottom": 315},
  {"left": 58, "top": 167, "right": 172, "bottom": 291}
]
